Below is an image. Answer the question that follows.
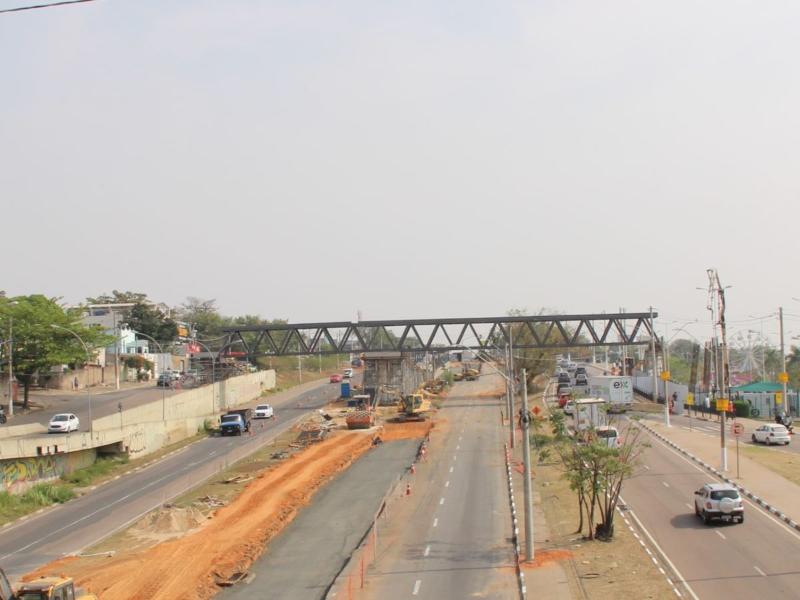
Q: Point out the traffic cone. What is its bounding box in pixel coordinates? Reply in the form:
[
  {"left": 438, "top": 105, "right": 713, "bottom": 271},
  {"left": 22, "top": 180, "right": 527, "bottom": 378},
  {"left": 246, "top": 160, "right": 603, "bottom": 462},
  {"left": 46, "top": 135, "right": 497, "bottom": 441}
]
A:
[{"left": 406, "top": 482, "right": 412, "bottom": 496}]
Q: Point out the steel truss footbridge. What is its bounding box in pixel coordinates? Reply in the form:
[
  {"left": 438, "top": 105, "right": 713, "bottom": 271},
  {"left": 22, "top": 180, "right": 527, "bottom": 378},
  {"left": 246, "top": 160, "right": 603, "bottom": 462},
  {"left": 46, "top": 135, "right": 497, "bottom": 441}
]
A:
[{"left": 220, "top": 312, "right": 658, "bottom": 357}]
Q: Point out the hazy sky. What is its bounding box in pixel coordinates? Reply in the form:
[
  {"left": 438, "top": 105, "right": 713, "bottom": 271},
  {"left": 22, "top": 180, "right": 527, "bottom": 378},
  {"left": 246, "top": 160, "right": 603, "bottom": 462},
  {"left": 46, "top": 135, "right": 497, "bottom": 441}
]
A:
[{"left": 2, "top": 1, "right": 799, "bottom": 344}]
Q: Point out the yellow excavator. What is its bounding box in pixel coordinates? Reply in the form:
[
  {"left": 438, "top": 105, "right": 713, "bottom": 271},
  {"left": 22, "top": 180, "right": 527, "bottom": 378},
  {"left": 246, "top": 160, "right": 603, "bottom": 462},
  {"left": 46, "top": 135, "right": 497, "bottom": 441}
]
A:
[{"left": 399, "top": 393, "right": 432, "bottom": 421}]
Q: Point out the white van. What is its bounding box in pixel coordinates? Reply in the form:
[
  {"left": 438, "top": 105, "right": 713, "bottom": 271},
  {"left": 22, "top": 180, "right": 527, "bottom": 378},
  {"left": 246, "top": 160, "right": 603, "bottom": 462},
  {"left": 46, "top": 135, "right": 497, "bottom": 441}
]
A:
[{"left": 595, "top": 426, "right": 621, "bottom": 448}]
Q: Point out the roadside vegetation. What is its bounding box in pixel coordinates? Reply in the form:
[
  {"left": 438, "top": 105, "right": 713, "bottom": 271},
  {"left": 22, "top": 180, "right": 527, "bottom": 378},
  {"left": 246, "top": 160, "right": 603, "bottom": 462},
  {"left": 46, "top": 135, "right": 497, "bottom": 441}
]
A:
[{"left": 526, "top": 393, "right": 673, "bottom": 599}]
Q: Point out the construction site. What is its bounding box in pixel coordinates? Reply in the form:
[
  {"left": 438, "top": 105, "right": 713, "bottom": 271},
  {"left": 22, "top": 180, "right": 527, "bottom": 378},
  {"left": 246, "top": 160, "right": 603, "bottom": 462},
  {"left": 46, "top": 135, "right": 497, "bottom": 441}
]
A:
[{"left": 17, "top": 353, "right": 475, "bottom": 600}]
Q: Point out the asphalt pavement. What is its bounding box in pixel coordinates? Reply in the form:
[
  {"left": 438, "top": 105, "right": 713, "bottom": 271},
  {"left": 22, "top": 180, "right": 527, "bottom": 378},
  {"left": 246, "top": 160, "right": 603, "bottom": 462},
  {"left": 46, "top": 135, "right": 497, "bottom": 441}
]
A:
[
  {"left": 219, "top": 439, "right": 419, "bottom": 600},
  {"left": 621, "top": 421, "right": 800, "bottom": 600},
  {"left": 364, "top": 376, "right": 517, "bottom": 600},
  {"left": 0, "top": 377, "right": 346, "bottom": 581}
]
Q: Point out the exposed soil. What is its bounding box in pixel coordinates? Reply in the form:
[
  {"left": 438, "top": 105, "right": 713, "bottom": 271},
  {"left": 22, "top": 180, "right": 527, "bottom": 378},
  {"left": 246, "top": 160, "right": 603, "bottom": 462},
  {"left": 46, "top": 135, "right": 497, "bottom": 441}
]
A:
[
  {"left": 379, "top": 420, "right": 434, "bottom": 441},
  {"left": 25, "top": 430, "right": 377, "bottom": 600}
]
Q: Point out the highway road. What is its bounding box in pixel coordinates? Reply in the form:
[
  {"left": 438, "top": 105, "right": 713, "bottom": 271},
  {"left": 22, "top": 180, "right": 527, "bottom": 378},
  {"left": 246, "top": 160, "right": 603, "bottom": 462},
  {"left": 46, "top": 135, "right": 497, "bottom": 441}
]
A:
[
  {"left": 0, "top": 376, "right": 346, "bottom": 581},
  {"left": 620, "top": 420, "right": 800, "bottom": 600},
  {"left": 364, "top": 376, "right": 517, "bottom": 600},
  {"left": 6, "top": 385, "right": 183, "bottom": 438}
]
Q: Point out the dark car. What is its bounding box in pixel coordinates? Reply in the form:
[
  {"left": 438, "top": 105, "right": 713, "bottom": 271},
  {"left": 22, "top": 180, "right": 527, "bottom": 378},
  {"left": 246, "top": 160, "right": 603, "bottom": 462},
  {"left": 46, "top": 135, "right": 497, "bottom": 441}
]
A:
[
  {"left": 575, "top": 374, "right": 589, "bottom": 387},
  {"left": 575, "top": 366, "right": 587, "bottom": 376},
  {"left": 557, "top": 372, "right": 571, "bottom": 384}
]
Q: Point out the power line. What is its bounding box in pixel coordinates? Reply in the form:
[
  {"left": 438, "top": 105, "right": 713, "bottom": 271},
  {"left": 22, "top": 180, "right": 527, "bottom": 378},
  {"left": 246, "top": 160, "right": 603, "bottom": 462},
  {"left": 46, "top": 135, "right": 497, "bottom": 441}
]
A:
[{"left": 0, "top": 0, "right": 97, "bottom": 14}]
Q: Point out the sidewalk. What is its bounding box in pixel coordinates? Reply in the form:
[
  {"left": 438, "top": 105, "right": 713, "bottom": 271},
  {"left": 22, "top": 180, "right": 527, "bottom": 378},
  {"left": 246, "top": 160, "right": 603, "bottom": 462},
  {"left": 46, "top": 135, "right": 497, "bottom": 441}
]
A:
[{"left": 645, "top": 418, "right": 800, "bottom": 524}]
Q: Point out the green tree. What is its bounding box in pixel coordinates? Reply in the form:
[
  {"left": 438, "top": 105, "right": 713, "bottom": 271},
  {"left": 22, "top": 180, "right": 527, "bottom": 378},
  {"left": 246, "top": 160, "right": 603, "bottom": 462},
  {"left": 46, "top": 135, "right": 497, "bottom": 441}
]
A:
[
  {"left": 178, "top": 297, "right": 226, "bottom": 339},
  {"left": 85, "top": 290, "right": 149, "bottom": 305},
  {"left": 126, "top": 303, "right": 178, "bottom": 344},
  {"left": 1, "top": 296, "right": 111, "bottom": 407}
]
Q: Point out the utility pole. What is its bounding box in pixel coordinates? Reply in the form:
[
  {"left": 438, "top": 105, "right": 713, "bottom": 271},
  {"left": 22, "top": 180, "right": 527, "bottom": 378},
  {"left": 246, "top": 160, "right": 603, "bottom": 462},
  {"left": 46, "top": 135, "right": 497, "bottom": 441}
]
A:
[
  {"left": 7, "top": 314, "right": 13, "bottom": 417},
  {"left": 113, "top": 310, "right": 120, "bottom": 391},
  {"left": 509, "top": 326, "right": 515, "bottom": 449},
  {"left": 649, "top": 307, "right": 663, "bottom": 425},
  {"left": 521, "top": 368, "right": 534, "bottom": 562},
  {"left": 708, "top": 269, "right": 729, "bottom": 472},
  {"left": 506, "top": 344, "right": 513, "bottom": 448},
  {"left": 780, "top": 307, "right": 787, "bottom": 416}
]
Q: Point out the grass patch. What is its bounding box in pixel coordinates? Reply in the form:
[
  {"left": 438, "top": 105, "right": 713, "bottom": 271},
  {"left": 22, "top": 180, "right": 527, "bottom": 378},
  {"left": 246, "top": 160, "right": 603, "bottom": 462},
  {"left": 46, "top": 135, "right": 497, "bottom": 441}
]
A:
[
  {"left": 0, "top": 483, "right": 75, "bottom": 524},
  {"left": 741, "top": 445, "right": 800, "bottom": 486},
  {"left": 61, "top": 456, "right": 130, "bottom": 487}
]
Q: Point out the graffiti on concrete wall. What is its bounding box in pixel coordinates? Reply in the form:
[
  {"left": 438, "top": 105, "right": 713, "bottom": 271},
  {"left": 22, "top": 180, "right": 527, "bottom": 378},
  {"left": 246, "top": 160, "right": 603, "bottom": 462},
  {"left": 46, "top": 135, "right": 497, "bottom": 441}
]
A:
[{"left": 1, "top": 455, "right": 60, "bottom": 493}]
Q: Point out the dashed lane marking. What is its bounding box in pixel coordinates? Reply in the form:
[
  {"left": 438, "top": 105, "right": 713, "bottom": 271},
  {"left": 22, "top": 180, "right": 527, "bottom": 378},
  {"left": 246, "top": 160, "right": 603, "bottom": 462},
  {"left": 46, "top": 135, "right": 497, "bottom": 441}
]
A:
[
  {"left": 449, "top": 466, "right": 454, "bottom": 473},
  {"left": 424, "top": 545, "right": 430, "bottom": 557},
  {"left": 715, "top": 530, "right": 726, "bottom": 540},
  {"left": 662, "top": 481, "right": 670, "bottom": 488},
  {"left": 413, "top": 579, "right": 421, "bottom": 595},
  {"left": 439, "top": 497, "right": 445, "bottom": 505},
  {"left": 754, "top": 566, "right": 766, "bottom": 577},
  {"left": 445, "top": 481, "right": 450, "bottom": 488},
  {"left": 433, "top": 518, "right": 438, "bottom": 528}
]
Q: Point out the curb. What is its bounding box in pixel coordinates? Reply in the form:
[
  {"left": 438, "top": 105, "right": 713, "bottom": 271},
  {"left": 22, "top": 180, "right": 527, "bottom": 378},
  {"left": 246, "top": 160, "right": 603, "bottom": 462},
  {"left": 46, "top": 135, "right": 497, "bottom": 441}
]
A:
[
  {"left": 639, "top": 422, "right": 800, "bottom": 532},
  {"left": 504, "top": 443, "right": 527, "bottom": 600}
]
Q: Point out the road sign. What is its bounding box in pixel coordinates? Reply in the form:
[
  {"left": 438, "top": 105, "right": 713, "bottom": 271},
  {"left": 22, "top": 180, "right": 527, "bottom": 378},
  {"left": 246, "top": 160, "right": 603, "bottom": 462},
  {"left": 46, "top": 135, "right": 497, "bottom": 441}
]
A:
[
  {"left": 775, "top": 392, "right": 783, "bottom": 405},
  {"left": 686, "top": 393, "right": 694, "bottom": 406},
  {"left": 716, "top": 398, "right": 730, "bottom": 412},
  {"left": 660, "top": 371, "right": 670, "bottom": 381},
  {"left": 732, "top": 422, "right": 744, "bottom": 436},
  {"left": 778, "top": 372, "right": 789, "bottom": 384}
]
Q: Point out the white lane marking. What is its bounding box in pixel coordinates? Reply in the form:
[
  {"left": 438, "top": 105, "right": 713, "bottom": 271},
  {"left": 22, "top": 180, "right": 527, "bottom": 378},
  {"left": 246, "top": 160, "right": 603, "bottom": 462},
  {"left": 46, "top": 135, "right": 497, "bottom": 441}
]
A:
[
  {"left": 643, "top": 465, "right": 650, "bottom": 470},
  {"left": 424, "top": 545, "right": 430, "bottom": 557},
  {"left": 445, "top": 481, "right": 450, "bottom": 488},
  {"left": 621, "top": 495, "right": 701, "bottom": 600},
  {"left": 456, "top": 445, "right": 460, "bottom": 450},
  {"left": 754, "top": 565, "right": 766, "bottom": 577},
  {"left": 413, "top": 579, "right": 422, "bottom": 595},
  {"left": 449, "top": 466, "right": 454, "bottom": 473},
  {"left": 662, "top": 481, "right": 670, "bottom": 488},
  {"left": 684, "top": 504, "right": 693, "bottom": 510},
  {"left": 208, "top": 451, "right": 217, "bottom": 456},
  {"left": 433, "top": 518, "right": 438, "bottom": 528},
  {"left": 453, "top": 455, "right": 457, "bottom": 461},
  {"left": 439, "top": 497, "right": 445, "bottom": 505},
  {"left": 715, "top": 530, "right": 726, "bottom": 540}
]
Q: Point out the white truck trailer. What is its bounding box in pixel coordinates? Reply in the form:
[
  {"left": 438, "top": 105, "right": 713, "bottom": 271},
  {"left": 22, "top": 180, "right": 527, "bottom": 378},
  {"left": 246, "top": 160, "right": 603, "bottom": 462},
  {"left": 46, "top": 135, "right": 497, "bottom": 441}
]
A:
[
  {"left": 573, "top": 398, "right": 606, "bottom": 432},
  {"left": 589, "top": 375, "right": 633, "bottom": 413}
]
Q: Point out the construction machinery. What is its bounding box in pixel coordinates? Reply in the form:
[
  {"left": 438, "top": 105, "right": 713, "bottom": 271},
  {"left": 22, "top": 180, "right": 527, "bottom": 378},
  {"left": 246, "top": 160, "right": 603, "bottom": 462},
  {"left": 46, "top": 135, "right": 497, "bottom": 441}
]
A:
[
  {"left": 398, "top": 393, "right": 432, "bottom": 421},
  {"left": 0, "top": 571, "right": 98, "bottom": 600}
]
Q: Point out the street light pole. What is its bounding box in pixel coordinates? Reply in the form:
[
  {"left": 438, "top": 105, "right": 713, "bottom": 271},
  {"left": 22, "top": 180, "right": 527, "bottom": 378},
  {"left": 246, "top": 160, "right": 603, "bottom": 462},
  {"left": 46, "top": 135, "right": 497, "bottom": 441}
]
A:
[
  {"left": 192, "top": 340, "right": 217, "bottom": 414},
  {"left": 649, "top": 307, "right": 664, "bottom": 425},
  {"left": 780, "top": 307, "right": 787, "bottom": 415},
  {"left": 131, "top": 330, "right": 166, "bottom": 421},
  {"left": 50, "top": 325, "right": 93, "bottom": 437},
  {"left": 521, "top": 368, "right": 534, "bottom": 562},
  {"left": 7, "top": 314, "right": 13, "bottom": 417}
]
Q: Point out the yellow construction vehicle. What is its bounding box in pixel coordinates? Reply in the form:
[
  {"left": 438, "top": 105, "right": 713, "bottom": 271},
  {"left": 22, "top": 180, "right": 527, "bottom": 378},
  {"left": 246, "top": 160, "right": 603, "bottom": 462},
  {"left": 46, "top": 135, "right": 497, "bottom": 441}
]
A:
[
  {"left": 399, "top": 393, "right": 432, "bottom": 421},
  {"left": 0, "top": 573, "right": 97, "bottom": 600}
]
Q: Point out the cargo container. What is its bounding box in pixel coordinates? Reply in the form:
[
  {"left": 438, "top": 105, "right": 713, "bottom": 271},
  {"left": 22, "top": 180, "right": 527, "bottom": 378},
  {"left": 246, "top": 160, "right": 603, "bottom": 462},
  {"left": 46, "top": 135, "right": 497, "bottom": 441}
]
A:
[{"left": 589, "top": 376, "right": 633, "bottom": 413}]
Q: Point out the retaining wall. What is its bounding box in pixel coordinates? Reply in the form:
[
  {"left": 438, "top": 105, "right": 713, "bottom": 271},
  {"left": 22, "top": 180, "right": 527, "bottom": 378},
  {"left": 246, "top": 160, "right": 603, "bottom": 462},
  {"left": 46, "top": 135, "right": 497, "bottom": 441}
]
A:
[{"left": 0, "top": 370, "right": 276, "bottom": 493}]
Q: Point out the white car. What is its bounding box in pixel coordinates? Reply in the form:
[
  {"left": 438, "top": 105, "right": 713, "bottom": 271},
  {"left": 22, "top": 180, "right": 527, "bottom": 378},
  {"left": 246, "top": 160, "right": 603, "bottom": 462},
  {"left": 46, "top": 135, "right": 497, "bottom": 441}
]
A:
[
  {"left": 563, "top": 400, "right": 575, "bottom": 416},
  {"left": 48, "top": 413, "right": 80, "bottom": 433},
  {"left": 343, "top": 368, "right": 354, "bottom": 379},
  {"left": 694, "top": 483, "right": 744, "bottom": 524},
  {"left": 595, "top": 426, "right": 621, "bottom": 448},
  {"left": 751, "top": 424, "right": 790, "bottom": 445},
  {"left": 254, "top": 404, "right": 274, "bottom": 419}
]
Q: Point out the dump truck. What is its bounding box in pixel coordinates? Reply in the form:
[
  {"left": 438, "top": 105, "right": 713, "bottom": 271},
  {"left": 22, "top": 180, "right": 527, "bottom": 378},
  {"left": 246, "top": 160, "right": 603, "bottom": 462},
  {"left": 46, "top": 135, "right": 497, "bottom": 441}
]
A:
[
  {"left": 0, "top": 570, "right": 97, "bottom": 600},
  {"left": 220, "top": 408, "right": 252, "bottom": 436}
]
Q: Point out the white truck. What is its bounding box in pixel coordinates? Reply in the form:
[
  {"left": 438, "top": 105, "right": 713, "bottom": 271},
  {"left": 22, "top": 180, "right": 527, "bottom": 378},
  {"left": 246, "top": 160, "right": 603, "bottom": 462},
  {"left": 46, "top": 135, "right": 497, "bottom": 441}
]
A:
[
  {"left": 573, "top": 398, "right": 606, "bottom": 432},
  {"left": 589, "top": 375, "right": 633, "bottom": 413}
]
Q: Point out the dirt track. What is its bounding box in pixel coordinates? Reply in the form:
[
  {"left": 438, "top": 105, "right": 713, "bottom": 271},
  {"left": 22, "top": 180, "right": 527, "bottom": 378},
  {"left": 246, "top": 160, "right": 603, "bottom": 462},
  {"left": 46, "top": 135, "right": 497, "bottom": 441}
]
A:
[{"left": 26, "top": 430, "right": 376, "bottom": 600}]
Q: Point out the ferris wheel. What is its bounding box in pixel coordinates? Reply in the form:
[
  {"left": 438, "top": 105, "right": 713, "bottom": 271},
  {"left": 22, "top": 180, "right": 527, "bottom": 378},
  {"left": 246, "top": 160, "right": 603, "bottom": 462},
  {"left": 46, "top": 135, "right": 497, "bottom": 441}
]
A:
[{"left": 731, "top": 331, "right": 767, "bottom": 379}]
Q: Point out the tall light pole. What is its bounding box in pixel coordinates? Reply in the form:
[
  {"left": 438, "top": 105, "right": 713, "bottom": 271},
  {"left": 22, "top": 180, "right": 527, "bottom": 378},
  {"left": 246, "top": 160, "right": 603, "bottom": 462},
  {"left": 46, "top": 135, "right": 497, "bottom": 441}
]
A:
[
  {"left": 649, "top": 307, "right": 664, "bottom": 426},
  {"left": 131, "top": 330, "right": 167, "bottom": 421},
  {"left": 4, "top": 301, "right": 18, "bottom": 416},
  {"left": 51, "top": 324, "right": 94, "bottom": 436},
  {"left": 191, "top": 339, "right": 217, "bottom": 414},
  {"left": 521, "top": 368, "right": 534, "bottom": 561},
  {"left": 779, "top": 307, "right": 787, "bottom": 417}
]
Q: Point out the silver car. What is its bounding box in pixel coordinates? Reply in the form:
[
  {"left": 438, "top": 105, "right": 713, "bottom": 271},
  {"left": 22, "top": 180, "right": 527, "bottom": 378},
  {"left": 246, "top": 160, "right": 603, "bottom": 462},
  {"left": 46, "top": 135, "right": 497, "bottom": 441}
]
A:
[
  {"left": 751, "top": 424, "right": 790, "bottom": 445},
  {"left": 48, "top": 413, "right": 80, "bottom": 433}
]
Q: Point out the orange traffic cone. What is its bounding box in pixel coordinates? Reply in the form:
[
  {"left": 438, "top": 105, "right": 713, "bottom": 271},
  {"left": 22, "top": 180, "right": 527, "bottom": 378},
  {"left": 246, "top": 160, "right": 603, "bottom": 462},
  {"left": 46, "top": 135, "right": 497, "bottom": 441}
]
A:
[{"left": 406, "top": 482, "right": 412, "bottom": 496}]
